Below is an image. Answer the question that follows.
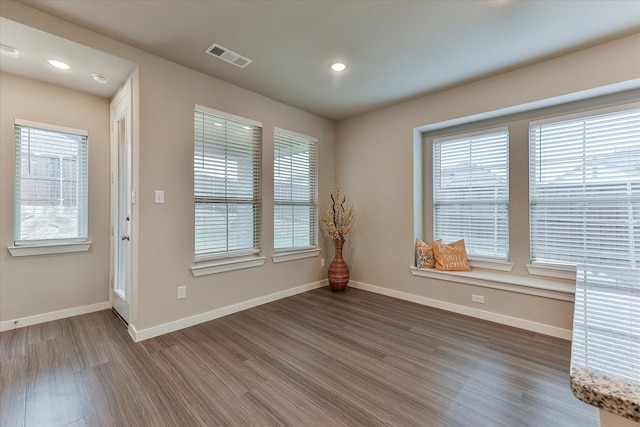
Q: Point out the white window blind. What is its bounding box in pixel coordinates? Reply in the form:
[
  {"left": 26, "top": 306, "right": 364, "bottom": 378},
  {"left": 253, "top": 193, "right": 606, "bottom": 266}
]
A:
[
  {"left": 529, "top": 106, "right": 640, "bottom": 268},
  {"left": 572, "top": 264, "right": 640, "bottom": 384},
  {"left": 194, "top": 107, "right": 262, "bottom": 258},
  {"left": 433, "top": 127, "right": 509, "bottom": 260},
  {"left": 274, "top": 128, "right": 317, "bottom": 250},
  {"left": 14, "top": 120, "right": 88, "bottom": 244}
]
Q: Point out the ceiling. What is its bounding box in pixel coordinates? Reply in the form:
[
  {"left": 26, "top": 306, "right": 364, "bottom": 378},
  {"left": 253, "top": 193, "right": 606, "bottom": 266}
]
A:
[
  {"left": 3, "top": 0, "right": 640, "bottom": 121},
  {"left": 0, "top": 17, "right": 136, "bottom": 98}
]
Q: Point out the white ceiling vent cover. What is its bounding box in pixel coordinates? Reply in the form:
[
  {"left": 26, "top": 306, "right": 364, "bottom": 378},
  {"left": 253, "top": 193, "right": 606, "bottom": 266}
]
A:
[{"left": 205, "top": 43, "right": 252, "bottom": 68}]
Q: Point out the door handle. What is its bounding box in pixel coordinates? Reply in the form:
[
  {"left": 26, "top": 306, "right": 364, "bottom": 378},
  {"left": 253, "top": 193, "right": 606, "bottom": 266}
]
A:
[{"left": 121, "top": 235, "right": 130, "bottom": 241}]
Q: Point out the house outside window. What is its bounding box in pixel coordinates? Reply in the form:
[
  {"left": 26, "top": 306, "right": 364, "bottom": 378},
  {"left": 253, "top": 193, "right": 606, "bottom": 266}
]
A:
[
  {"left": 433, "top": 127, "right": 510, "bottom": 260},
  {"left": 529, "top": 105, "right": 640, "bottom": 268},
  {"left": 274, "top": 128, "right": 318, "bottom": 251},
  {"left": 14, "top": 120, "right": 88, "bottom": 245},
  {"left": 193, "top": 106, "right": 262, "bottom": 259}
]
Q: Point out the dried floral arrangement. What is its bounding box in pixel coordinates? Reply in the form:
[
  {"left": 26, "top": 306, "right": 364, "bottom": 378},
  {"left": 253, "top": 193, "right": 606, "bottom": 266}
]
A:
[{"left": 320, "top": 186, "right": 354, "bottom": 240}]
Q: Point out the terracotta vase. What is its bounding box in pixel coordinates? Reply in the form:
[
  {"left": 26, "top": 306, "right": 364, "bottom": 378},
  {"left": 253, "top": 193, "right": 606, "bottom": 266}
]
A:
[{"left": 328, "top": 238, "right": 350, "bottom": 292}]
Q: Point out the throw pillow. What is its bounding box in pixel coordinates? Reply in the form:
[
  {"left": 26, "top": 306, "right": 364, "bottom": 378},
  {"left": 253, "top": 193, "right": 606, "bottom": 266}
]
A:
[
  {"left": 431, "top": 239, "right": 471, "bottom": 271},
  {"left": 415, "top": 238, "right": 436, "bottom": 268}
]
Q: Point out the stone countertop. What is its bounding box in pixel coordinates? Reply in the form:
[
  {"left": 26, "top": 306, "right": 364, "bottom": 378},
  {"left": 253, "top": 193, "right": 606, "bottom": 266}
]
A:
[{"left": 570, "top": 265, "right": 640, "bottom": 423}]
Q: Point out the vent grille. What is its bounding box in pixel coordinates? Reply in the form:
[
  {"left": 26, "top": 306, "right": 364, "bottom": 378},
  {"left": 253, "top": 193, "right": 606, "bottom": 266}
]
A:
[{"left": 205, "top": 43, "right": 252, "bottom": 68}]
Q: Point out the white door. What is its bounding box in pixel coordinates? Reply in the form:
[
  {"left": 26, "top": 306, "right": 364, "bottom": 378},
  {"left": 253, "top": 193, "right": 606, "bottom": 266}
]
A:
[{"left": 110, "top": 80, "right": 132, "bottom": 324}]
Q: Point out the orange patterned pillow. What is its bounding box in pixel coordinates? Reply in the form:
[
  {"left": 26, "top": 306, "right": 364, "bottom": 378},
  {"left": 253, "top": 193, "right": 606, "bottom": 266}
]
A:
[
  {"left": 431, "top": 239, "right": 471, "bottom": 271},
  {"left": 415, "top": 238, "right": 436, "bottom": 268}
]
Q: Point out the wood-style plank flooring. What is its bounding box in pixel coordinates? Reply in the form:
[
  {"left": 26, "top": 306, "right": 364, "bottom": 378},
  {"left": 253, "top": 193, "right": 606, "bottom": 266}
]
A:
[{"left": 0, "top": 287, "right": 597, "bottom": 427}]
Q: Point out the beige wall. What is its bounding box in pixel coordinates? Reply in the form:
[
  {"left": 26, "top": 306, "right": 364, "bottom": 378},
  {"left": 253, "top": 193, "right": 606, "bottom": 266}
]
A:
[
  {"left": 336, "top": 33, "right": 640, "bottom": 332},
  {"left": 2, "top": 0, "right": 638, "bottom": 337},
  {"left": 0, "top": 2, "right": 336, "bottom": 333},
  {"left": 133, "top": 54, "right": 336, "bottom": 331},
  {"left": 0, "top": 73, "right": 111, "bottom": 321}
]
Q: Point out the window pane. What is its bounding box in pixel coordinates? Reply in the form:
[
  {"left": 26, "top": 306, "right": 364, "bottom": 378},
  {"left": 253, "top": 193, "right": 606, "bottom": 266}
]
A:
[
  {"left": 14, "top": 123, "right": 88, "bottom": 243},
  {"left": 433, "top": 128, "right": 509, "bottom": 260},
  {"left": 274, "top": 129, "right": 317, "bottom": 250},
  {"left": 194, "top": 109, "right": 262, "bottom": 257},
  {"left": 195, "top": 202, "right": 260, "bottom": 253},
  {"left": 274, "top": 204, "right": 314, "bottom": 249},
  {"left": 434, "top": 203, "right": 509, "bottom": 259},
  {"left": 529, "top": 107, "right": 640, "bottom": 268}
]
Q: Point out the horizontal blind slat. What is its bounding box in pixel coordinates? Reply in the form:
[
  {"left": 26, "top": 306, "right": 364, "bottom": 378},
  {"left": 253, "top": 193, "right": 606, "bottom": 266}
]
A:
[
  {"left": 194, "top": 109, "right": 262, "bottom": 256},
  {"left": 433, "top": 128, "right": 509, "bottom": 260},
  {"left": 573, "top": 265, "right": 640, "bottom": 383},
  {"left": 274, "top": 129, "right": 317, "bottom": 250},
  {"left": 14, "top": 124, "right": 88, "bottom": 243},
  {"left": 529, "top": 107, "right": 640, "bottom": 268}
]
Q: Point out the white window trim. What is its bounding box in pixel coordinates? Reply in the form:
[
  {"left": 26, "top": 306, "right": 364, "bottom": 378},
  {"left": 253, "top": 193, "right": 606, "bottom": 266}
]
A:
[
  {"left": 274, "top": 127, "right": 317, "bottom": 142},
  {"left": 528, "top": 102, "right": 639, "bottom": 269},
  {"left": 409, "top": 266, "right": 574, "bottom": 302},
  {"left": 194, "top": 248, "right": 261, "bottom": 263},
  {"left": 469, "top": 258, "right": 514, "bottom": 272},
  {"left": 273, "top": 127, "right": 318, "bottom": 252},
  {"left": 272, "top": 247, "right": 321, "bottom": 264},
  {"left": 15, "top": 119, "right": 88, "bottom": 137},
  {"left": 525, "top": 263, "right": 577, "bottom": 281},
  {"left": 8, "top": 241, "right": 92, "bottom": 257},
  {"left": 191, "top": 255, "right": 266, "bottom": 277},
  {"left": 529, "top": 101, "right": 639, "bottom": 127},
  {"left": 432, "top": 125, "right": 510, "bottom": 261},
  {"left": 13, "top": 119, "right": 89, "bottom": 248},
  {"left": 193, "top": 106, "right": 262, "bottom": 258},
  {"left": 432, "top": 125, "right": 508, "bottom": 144},
  {"left": 194, "top": 105, "right": 262, "bottom": 128}
]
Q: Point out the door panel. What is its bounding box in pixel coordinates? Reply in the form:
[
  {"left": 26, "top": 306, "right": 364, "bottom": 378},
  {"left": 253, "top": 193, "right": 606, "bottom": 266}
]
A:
[{"left": 110, "top": 81, "right": 132, "bottom": 324}]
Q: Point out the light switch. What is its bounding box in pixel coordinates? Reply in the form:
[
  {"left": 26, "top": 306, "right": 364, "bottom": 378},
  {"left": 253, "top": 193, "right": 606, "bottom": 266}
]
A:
[{"left": 154, "top": 190, "right": 165, "bottom": 204}]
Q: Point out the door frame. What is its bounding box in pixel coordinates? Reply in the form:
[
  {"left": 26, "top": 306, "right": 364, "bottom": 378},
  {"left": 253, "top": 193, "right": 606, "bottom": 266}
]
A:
[{"left": 109, "top": 78, "right": 134, "bottom": 326}]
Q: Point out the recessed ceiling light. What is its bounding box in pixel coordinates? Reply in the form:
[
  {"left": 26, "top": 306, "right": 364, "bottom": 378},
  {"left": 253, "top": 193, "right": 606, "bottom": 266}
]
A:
[
  {"left": 0, "top": 44, "right": 19, "bottom": 58},
  {"left": 91, "top": 73, "right": 110, "bottom": 84},
  {"left": 330, "top": 62, "right": 347, "bottom": 72},
  {"left": 47, "top": 59, "right": 71, "bottom": 70}
]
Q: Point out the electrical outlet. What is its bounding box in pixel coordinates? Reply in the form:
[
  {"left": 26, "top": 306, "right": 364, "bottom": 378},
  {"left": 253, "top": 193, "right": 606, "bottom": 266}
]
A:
[
  {"left": 177, "top": 285, "right": 186, "bottom": 299},
  {"left": 472, "top": 294, "right": 485, "bottom": 304},
  {"left": 321, "top": 258, "right": 326, "bottom": 267}
]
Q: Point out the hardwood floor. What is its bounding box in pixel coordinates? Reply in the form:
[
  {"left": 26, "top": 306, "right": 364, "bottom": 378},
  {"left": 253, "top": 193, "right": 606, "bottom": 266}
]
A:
[{"left": 0, "top": 287, "right": 597, "bottom": 427}]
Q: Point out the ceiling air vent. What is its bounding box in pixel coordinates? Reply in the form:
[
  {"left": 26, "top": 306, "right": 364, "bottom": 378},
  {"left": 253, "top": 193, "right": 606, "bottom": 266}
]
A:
[{"left": 205, "top": 43, "right": 252, "bottom": 68}]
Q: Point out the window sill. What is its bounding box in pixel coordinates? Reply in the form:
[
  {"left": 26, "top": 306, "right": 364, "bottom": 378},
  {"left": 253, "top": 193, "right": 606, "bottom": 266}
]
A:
[
  {"left": 8, "top": 241, "right": 92, "bottom": 257},
  {"left": 191, "top": 255, "right": 266, "bottom": 277},
  {"left": 469, "top": 259, "right": 514, "bottom": 272},
  {"left": 409, "top": 266, "right": 575, "bottom": 301},
  {"left": 272, "top": 248, "right": 321, "bottom": 263},
  {"left": 526, "top": 263, "right": 576, "bottom": 281}
]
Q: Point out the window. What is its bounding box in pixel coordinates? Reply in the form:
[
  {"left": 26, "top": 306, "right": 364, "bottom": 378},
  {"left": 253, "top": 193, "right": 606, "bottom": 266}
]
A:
[
  {"left": 433, "top": 127, "right": 509, "bottom": 260},
  {"left": 274, "top": 129, "right": 317, "bottom": 250},
  {"left": 14, "top": 120, "right": 88, "bottom": 245},
  {"left": 529, "top": 106, "right": 640, "bottom": 268},
  {"left": 194, "top": 106, "right": 262, "bottom": 259}
]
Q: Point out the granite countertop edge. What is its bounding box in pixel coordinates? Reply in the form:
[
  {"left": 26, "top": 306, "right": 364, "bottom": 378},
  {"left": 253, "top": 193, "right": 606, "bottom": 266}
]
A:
[{"left": 570, "top": 367, "right": 640, "bottom": 423}]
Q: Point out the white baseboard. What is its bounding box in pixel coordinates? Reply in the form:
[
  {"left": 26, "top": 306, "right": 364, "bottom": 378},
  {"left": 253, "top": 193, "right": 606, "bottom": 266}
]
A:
[
  {"left": 349, "top": 281, "right": 572, "bottom": 340},
  {"left": 130, "top": 280, "right": 328, "bottom": 342},
  {"left": 1, "top": 279, "right": 571, "bottom": 342},
  {"left": 0, "top": 301, "right": 110, "bottom": 332}
]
